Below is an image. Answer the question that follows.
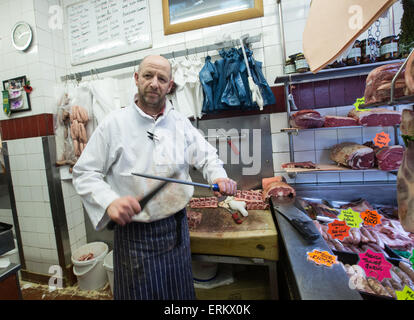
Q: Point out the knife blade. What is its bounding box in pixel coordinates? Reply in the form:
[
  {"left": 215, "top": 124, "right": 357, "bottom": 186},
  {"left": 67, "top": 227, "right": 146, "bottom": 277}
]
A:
[
  {"left": 107, "top": 174, "right": 173, "bottom": 230},
  {"left": 274, "top": 203, "right": 320, "bottom": 242},
  {"left": 131, "top": 172, "right": 220, "bottom": 192}
]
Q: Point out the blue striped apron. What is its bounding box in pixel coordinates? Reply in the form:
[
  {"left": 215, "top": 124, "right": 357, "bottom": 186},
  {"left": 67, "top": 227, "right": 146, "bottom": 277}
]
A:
[{"left": 113, "top": 208, "right": 196, "bottom": 300}]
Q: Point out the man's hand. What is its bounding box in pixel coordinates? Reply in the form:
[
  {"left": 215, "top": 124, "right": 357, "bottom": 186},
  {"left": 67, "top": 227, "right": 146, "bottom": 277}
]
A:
[
  {"left": 106, "top": 196, "right": 141, "bottom": 226},
  {"left": 213, "top": 178, "right": 237, "bottom": 197}
]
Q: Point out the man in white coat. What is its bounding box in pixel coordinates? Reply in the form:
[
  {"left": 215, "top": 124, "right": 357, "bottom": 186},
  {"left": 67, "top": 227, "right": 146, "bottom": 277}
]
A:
[{"left": 72, "top": 55, "right": 237, "bottom": 300}]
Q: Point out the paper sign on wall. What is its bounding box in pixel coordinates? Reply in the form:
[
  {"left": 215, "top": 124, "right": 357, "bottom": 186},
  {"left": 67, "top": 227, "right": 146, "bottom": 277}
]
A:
[{"left": 358, "top": 249, "right": 392, "bottom": 281}]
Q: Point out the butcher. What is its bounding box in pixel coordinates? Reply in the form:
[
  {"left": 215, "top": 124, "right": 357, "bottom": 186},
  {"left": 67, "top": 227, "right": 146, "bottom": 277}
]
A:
[{"left": 72, "top": 55, "right": 237, "bottom": 300}]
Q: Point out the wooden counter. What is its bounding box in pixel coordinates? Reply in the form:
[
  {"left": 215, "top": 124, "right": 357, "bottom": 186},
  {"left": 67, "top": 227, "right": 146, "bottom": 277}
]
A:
[{"left": 189, "top": 207, "right": 278, "bottom": 261}]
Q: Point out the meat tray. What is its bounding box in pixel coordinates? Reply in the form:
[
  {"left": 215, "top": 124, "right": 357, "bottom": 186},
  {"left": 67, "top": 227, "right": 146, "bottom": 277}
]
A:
[{"left": 0, "top": 222, "right": 14, "bottom": 256}]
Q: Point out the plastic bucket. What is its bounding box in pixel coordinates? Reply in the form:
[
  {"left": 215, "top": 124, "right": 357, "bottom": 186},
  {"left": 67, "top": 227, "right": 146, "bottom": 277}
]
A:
[
  {"left": 71, "top": 242, "right": 108, "bottom": 291},
  {"left": 103, "top": 251, "right": 113, "bottom": 294},
  {"left": 192, "top": 261, "right": 218, "bottom": 282}
]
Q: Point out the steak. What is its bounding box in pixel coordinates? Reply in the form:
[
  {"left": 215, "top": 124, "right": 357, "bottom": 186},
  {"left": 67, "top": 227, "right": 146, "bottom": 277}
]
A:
[
  {"left": 281, "top": 161, "right": 318, "bottom": 169},
  {"left": 330, "top": 142, "right": 375, "bottom": 169},
  {"left": 234, "top": 190, "right": 269, "bottom": 210},
  {"left": 364, "top": 62, "right": 407, "bottom": 104},
  {"left": 324, "top": 115, "right": 358, "bottom": 127},
  {"left": 376, "top": 145, "right": 404, "bottom": 171},
  {"left": 290, "top": 109, "right": 324, "bottom": 129},
  {"left": 397, "top": 109, "right": 414, "bottom": 233},
  {"left": 189, "top": 197, "right": 218, "bottom": 208},
  {"left": 262, "top": 176, "right": 296, "bottom": 200},
  {"left": 348, "top": 108, "right": 402, "bottom": 127}
]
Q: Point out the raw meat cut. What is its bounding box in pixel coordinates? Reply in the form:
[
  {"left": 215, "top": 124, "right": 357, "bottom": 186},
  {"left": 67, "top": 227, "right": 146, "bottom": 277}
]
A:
[
  {"left": 364, "top": 62, "right": 407, "bottom": 104},
  {"left": 339, "top": 199, "right": 374, "bottom": 212},
  {"left": 233, "top": 190, "right": 269, "bottom": 210},
  {"left": 189, "top": 197, "right": 218, "bottom": 208},
  {"left": 397, "top": 109, "right": 414, "bottom": 232},
  {"left": 187, "top": 210, "right": 203, "bottom": 231},
  {"left": 290, "top": 110, "right": 324, "bottom": 129},
  {"left": 262, "top": 176, "right": 296, "bottom": 200},
  {"left": 404, "top": 51, "right": 414, "bottom": 94},
  {"left": 323, "top": 115, "right": 358, "bottom": 127},
  {"left": 348, "top": 108, "right": 402, "bottom": 127},
  {"left": 376, "top": 145, "right": 404, "bottom": 171},
  {"left": 330, "top": 142, "right": 375, "bottom": 169},
  {"left": 281, "top": 161, "right": 318, "bottom": 169}
]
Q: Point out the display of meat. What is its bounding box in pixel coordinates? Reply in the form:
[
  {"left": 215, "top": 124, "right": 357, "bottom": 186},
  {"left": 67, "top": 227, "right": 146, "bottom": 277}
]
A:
[
  {"left": 330, "top": 142, "right": 375, "bottom": 170},
  {"left": 281, "top": 161, "right": 318, "bottom": 169},
  {"left": 376, "top": 145, "right": 404, "bottom": 171},
  {"left": 187, "top": 210, "right": 203, "bottom": 231},
  {"left": 397, "top": 109, "right": 414, "bottom": 233},
  {"left": 405, "top": 51, "right": 414, "bottom": 94},
  {"left": 233, "top": 190, "right": 269, "bottom": 210},
  {"left": 348, "top": 108, "right": 402, "bottom": 127},
  {"left": 262, "top": 176, "right": 296, "bottom": 200},
  {"left": 364, "top": 62, "right": 407, "bottom": 104},
  {"left": 339, "top": 199, "right": 374, "bottom": 212},
  {"left": 189, "top": 197, "right": 218, "bottom": 208},
  {"left": 323, "top": 115, "right": 358, "bottom": 127},
  {"left": 290, "top": 109, "right": 325, "bottom": 129}
]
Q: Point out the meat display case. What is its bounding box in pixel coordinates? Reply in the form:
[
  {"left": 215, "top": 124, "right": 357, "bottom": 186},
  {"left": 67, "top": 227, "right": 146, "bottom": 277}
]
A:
[{"left": 273, "top": 50, "right": 414, "bottom": 179}]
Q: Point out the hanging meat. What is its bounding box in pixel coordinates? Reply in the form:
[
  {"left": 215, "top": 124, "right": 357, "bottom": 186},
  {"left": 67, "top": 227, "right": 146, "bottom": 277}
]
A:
[
  {"left": 290, "top": 109, "right": 325, "bottom": 129},
  {"left": 70, "top": 105, "right": 89, "bottom": 158},
  {"left": 397, "top": 109, "right": 414, "bottom": 232},
  {"left": 330, "top": 142, "right": 375, "bottom": 170},
  {"left": 405, "top": 50, "right": 414, "bottom": 94}
]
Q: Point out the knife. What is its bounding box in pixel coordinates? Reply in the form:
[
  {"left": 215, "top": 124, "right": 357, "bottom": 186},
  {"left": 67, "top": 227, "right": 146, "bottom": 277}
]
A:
[
  {"left": 107, "top": 175, "right": 172, "bottom": 230},
  {"left": 274, "top": 203, "right": 320, "bottom": 242},
  {"left": 131, "top": 172, "right": 220, "bottom": 192}
]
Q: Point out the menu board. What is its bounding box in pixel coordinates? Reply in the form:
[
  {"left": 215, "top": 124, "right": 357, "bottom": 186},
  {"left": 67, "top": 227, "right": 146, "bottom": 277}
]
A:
[{"left": 67, "top": 0, "right": 151, "bottom": 65}]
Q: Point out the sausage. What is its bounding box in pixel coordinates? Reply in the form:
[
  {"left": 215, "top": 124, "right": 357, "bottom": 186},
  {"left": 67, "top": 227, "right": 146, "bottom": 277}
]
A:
[
  {"left": 392, "top": 266, "right": 414, "bottom": 288},
  {"left": 398, "top": 261, "right": 414, "bottom": 283},
  {"left": 78, "top": 106, "right": 89, "bottom": 123},
  {"left": 367, "top": 277, "right": 392, "bottom": 297},
  {"left": 360, "top": 226, "right": 376, "bottom": 243},
  {"left": 73, "top": 140, "right": 80, "bottom": 157},
  {"left": 350, "top": 228, "right": 361, "bottom": 245},
  {"left": 79, "top": 123, "right": 87, "bottom": 143},
  {"left": 381, "top": 278, "right": 397, "bottom": 299}
]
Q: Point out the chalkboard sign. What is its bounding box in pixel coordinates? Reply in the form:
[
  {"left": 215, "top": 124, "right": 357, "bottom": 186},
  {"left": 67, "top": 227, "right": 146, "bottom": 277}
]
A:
[{"left": 67, "top": 0, "right": 152, "bottom": 65}]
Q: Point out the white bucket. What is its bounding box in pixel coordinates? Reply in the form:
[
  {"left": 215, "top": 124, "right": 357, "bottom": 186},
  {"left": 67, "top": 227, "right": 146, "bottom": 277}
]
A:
[
  {"left": 71, "top": 242, "right": 108, "bottom": 291},
  {"left": 103, "top": 250, "right": 113, "bottom": 294},
  {"left": 192, "top": 261, "right": 218, "bottom": 282}
]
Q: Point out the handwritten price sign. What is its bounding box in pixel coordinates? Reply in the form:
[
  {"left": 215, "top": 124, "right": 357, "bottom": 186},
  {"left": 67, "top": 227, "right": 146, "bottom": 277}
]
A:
[
  {"left": 358, "top": 249, "right": 392, "bottom": 281},
  {"left": 353, "top": 97, "right": 369, "bottom": 112},
  {"left": 307, "top": 249, "right": 337, "bottom": 268},
  {"left": 327, "top": 220, "right": 351, "bottom": 241},
  {"left": 338, "top": 208, "right": 363, "bottom": 228},
  {"left": 361, "top": 210, "right": 382, "bottom": 227},
  {"left": 396, "top": 285, "right": 414, "bottom": 300},
  {"left": 373, "top": 132, "right": 391, "bottom": 148}
]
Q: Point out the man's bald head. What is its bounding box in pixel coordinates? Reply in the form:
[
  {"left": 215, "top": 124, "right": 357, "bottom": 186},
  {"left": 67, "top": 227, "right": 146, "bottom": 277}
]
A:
[{"left": 138, "top": 55, "right": 172, "bottom": 80}]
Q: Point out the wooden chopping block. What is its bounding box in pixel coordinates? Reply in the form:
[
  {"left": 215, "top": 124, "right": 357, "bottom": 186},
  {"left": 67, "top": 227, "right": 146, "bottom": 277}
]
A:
[{"left": 188, "top": 207, "right": 278, "bottom": 261}]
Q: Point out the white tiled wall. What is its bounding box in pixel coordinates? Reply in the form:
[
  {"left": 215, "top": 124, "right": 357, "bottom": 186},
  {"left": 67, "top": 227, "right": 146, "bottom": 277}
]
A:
[
  {"left": 61, "top": 180, "right": 86, "bottom": 253},
  {"left": 7, "top": 137, "right": 59, "bottom": 275},
  {"left": 271, "top": 104, "right": 412, "bottom": 184}
]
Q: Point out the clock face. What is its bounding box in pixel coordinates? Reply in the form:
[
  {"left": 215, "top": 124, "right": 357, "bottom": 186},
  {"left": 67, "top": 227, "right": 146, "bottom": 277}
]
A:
[{"left": 12, "top": 22, "right": 32, "bottom": 51}]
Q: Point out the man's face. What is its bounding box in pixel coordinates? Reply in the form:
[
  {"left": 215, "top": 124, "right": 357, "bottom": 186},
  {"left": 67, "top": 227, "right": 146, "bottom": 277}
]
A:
[{"left": 135, "top": 56, "right": 173, "bottom": 111}]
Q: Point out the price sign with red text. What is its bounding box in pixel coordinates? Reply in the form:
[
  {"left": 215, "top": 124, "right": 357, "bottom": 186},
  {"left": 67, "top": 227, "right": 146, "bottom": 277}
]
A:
[
  {"left": 327, "top": 220, "right": 351, "bottom": 241},
  {"left": 358, "top": 249, "right": 392, "bottom": 281},
  {"left": 361, "top": 210, "right": 382, "bottom": 227},
  {"left": 307, "top": 249, "right": 337, "bottom": 268},
  {"left": 373, "top": 132, "right": 391, "bottom": 148}
]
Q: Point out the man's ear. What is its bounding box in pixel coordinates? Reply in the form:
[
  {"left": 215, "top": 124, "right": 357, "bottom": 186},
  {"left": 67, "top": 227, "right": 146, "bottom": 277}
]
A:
[
  {"left": 134, "top": 72, "right": 139, "bottom": 85},
  {"left": 167, "top": 79, "right": 175, "bottom": 94}
]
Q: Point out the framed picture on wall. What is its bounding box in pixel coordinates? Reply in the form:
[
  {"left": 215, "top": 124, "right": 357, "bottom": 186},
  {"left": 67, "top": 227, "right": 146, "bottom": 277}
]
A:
[
  {"left": 162, "top": 0, "right": 264, "bottom": 35},
  {"left": 2, "top": 76, "right": 31, "bottom": 113}
]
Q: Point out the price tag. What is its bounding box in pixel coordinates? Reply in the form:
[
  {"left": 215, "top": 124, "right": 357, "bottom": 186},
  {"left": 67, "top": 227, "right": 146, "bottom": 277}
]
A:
[
  {"left": 353, "top": 97, "right": 370, "bottom": 111},
  {"left": 373, "top": 132, "right": 391, "bottom": 148},
  {"left": 361, "top": 210, "right": 382, "bottom": 227},
  {"left": 396, "top": 285, "right": 414, "bottom": 300},
  {"left": 410, "top": 250, "right": 414, "bottom": 267},
  {"left": 327, "top": 220, "right": 351, "bottom": 241},
  {"left": 338, "top": 208, "right": 363, "bottom": 228},
  {"left": 307, "top": 249, "right": 337, "bottom": 268},
  {"left": 358, "top": 249, "right": 392, "bottom": 281}
]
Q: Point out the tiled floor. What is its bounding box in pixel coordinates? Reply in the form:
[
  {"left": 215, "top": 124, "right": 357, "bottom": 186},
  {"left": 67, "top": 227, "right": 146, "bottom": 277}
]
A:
[{"left": 20, "top": 281, "right": 113, "bottom": 300}]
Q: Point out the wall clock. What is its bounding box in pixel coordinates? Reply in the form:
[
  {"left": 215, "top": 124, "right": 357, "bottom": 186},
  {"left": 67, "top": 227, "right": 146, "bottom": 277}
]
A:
[{"left": 11, "top": 21, "right": 33, "bottom": 51}]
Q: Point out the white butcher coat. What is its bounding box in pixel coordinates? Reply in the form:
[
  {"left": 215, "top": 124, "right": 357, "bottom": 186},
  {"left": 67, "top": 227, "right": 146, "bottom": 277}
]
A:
[{"left": 72, "top": 98, "right": 227, "bottom": 231}]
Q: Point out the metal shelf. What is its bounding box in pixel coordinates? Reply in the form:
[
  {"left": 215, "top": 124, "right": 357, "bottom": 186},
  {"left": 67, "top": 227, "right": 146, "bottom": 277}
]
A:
[
  {"left": 274, "top": 59, "right": 406, "bottom": 85},
  {"left": 280, "top": 124, "right": 400, "bottom": 134}
]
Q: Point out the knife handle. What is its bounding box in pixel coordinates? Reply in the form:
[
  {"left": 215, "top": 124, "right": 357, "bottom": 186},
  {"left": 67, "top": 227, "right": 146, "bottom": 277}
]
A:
[
  {"left": 211, "top": 184, "right": 220, "bottom": 192},
  {"left": 290, "top": 219, "right": 320, "bottom": 242}
]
